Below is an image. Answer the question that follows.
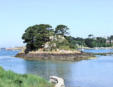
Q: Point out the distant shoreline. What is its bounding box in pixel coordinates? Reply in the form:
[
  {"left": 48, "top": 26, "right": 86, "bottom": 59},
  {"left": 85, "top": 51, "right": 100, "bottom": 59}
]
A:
[
  {"left": 5, "top": 46, "right": 113, "bottom": 51},
  {"left": 78, "top": 47, "right": 113, "bottom": 50},
  {"left": 5, "top": 47, "right": 25, "bottom": 51},
  {"left": 7, "top": 46, "right": 113, "bottom": 61}
]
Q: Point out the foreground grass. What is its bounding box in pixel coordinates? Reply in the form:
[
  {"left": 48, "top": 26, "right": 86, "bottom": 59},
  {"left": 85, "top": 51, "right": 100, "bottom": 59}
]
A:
[{"left": 0, "top": 67, "right": 53, "bottom": 87}]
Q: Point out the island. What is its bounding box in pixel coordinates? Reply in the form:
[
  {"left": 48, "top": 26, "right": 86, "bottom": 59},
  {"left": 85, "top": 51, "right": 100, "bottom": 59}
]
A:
[{"left": 16, "top": 24, "right": 95, "bottom": 61}]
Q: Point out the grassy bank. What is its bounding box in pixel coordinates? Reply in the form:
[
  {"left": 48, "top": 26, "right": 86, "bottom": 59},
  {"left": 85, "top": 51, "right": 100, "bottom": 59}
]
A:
[{"left": 0, "top": 67, "right": 53, "bottom": 87}]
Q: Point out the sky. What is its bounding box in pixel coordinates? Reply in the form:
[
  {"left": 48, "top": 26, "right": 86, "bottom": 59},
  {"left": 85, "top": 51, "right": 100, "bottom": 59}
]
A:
[{"left": 0, "top": 0, "right": 113, "bottom": 48}]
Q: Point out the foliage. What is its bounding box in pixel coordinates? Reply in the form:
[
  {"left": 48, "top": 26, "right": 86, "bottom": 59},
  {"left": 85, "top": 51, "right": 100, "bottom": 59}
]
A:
[
  {"left": 74, "top": 37, "right": 85, "bottom": 46},
  {"left": 0, "top": 67, "right": 53, "bottom": 87},
  {"left": 55, "top": 25, "right": 69, "bottom": 36},
  {"left": 22, "top": 24, "right": 71, "bottom": 53},
  {"left": 88, "top": 34, "right": 94, "bottom": 38},
  {"left": 65, "top": 36, "right": 77, "bottom": 49},
  {"left": 85, "top": 38, "right": 96, "bottom": 48},
  {"left": 96, "top": 37, "right": 107, "bottom": 47},
  {"left": 22, "top": 24, "right": 53, "bottom": 53},
  {"left": 108, "top": 35, "right": 113, "bottom": 46},
  {"left": 22, "top": 24, "right": 113, "bottom": 52},
  {"left": 56, "top": 37, "right": 70, "bottom": 50},
  {"left": 85, "top": 36, "right": 112, "bottom": 48}
]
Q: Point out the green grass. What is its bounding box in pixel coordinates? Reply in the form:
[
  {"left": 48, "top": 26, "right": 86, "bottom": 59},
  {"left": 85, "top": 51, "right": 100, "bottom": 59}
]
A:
[{"left": 0, "top": 67, "right": 53, "bottom": 87}]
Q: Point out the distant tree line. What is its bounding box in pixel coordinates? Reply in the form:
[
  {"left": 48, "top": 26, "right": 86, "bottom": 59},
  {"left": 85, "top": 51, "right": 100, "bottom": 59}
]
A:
[
  {"left": 68, "top": 34, "right": 113, "bottom": 48},
  {"left": 22, "top": 24, "right": 113, "bottom": 53}
]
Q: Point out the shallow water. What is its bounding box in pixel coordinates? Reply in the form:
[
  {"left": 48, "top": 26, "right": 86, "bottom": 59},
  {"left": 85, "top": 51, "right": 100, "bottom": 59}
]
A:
[
  {"left": 0, "top": 49, "right": 113, "bottom": 87},
  {"left": 84, "top": 48, "right": 113, "bottom": 53}
]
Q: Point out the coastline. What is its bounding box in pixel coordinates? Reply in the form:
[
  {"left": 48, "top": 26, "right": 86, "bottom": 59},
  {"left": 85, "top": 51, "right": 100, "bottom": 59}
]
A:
[
  {"left": 15, "top": 52, "right": 95, "bottom": 61},
  {"left": 82, "top": 47, "right": 113, "bottom": 50}
]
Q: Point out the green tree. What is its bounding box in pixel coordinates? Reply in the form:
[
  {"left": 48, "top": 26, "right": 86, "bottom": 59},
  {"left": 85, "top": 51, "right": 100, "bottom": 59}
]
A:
[
  {"left": 85, "top": 38, "right": 96, "bottom": 48},
  {"left": 22, "top": 24, "right": 53, "bottom": 53},
  {"left": 74, "top": 37, "right": 85, "bottom": 46},
  {"left": 88, "top": 34, "right": 94, "bottom": 38},
  {"left": 96, "top": 37, "right": 106, "bottom": 47},
  {"left": 109, "top": 35, "right": 113, "bottom": 46},
  {"left": 65, "top": 36, "right": 77, "bottom": 49},
  {"left": 55, "top": 25, "right": 69, "bottom": 36}
]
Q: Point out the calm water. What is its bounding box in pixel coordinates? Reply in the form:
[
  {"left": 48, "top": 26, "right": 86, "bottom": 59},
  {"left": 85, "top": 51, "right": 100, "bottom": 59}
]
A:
[
  {"left": 0, "top": 49, "right": 113, "bottom": 87},
  {"left": 84, "top": 48, "right": 113, "bottom": 53}
]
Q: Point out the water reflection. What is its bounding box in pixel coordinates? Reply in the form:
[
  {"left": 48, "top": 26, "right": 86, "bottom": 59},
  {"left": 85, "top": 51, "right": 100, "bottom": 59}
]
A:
[
  {"left": 24, "top": 60, "right": 72, "bottom": 80},
  {"left": 0, "top": 50, "right": 113, "bottom": 87}
]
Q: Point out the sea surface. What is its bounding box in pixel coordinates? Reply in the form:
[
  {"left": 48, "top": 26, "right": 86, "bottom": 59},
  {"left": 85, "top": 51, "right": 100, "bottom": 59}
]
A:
[{"left": 0, "top": 49, "right": 113, "bottom": 87}]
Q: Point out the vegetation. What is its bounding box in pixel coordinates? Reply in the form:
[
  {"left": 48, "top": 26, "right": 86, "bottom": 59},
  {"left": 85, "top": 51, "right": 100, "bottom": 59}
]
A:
[
  {"left": 22, "top": 24, "right": 73, "bottom": 53},
  {"left": 22, "top": 24, "right": 54, "bottom": 53},
  {"left": 65, "top": 36, "right": 78, "bottom": 49},
  {"left": 55, "top": 25, "right": 69, "bottom": 36},
  {"left": 22, "top": 24, "right": 113, "bottom": 53},
  {"left": 65, "top": 34, "right": 113, "bottom": 48},
  {"left": 84, "top": 35, "right": 112, "bottom": 48},
  {"left": 0, "top": 67, "right": 53, "bottom": 87},
  {"left": 108, "top": 35, "right": 113, "bottom": 46}
]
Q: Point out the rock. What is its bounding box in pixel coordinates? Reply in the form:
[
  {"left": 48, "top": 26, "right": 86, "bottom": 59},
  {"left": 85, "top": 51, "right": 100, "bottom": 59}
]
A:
[{"left": 49, "top": 76, "right": 65, "bottom": 87}]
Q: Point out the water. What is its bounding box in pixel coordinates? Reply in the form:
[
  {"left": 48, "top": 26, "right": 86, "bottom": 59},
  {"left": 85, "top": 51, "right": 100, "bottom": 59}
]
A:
[
  {"left": 0, "top": 49, "right": 113, "bottom": 87},
  {"left": 84, "top": 48, "right": 113, "bottom": 53}
]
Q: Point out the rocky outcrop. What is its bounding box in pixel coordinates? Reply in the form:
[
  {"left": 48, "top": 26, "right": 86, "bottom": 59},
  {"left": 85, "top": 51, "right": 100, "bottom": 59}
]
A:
[
  {"left": 49, "top": 76, "right": 65, "bottom": 87},
  {"left": 44, "top": 35, "right": 69, "bottom": 51},
  {"left": 15, "top": 52, "right": 94, "bottom": 61}
]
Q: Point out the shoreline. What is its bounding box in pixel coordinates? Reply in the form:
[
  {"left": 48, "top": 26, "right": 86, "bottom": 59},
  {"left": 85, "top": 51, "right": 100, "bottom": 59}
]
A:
[
  {"left": 82, "top": 47, "right": 113, "bottom": 50},
  {"left": 15, "top": 52, "right": 95, "bottom": 61},
  {"left": 5, "top": 46, "right": 113, "bottom": 51},
  {"left": 92, "top": 52, "right": 113, "bottom": 56}
]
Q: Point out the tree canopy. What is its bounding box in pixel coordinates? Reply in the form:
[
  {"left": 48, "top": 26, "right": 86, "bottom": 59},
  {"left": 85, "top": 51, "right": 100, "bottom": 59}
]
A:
[
  {"left": 22, "top": 24, "right": 113, "bottom": 53},
  {"left": 22, "top": 24, "right": 70, "bottom": 53},
  {"left": 22, "top": 24, "right": 53, "bottom": 53},
  {"left": 55, "top": 25, "right": 69, "bottom": 36}
]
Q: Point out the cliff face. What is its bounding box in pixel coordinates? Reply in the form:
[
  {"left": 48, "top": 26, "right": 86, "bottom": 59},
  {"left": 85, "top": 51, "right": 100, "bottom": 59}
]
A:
[{"left": 16, "top": 52, "right": 94, "bottom": 61}]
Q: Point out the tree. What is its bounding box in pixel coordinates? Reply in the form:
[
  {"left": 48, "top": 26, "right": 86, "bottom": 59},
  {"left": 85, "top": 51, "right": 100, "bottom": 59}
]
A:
[
  {"left": 55, "top": 25, "right": 69, "bottom": 36},
  {"left": 85, "top": 38, "right": 96, "bottom": 48},
  {"left": 65, "top": 36, "right": 77, "bottom": 49},
  {"left": 109, "top": 35, "right": 113, "bottom": 46},
  {"left": 22, "top": 24, "right": 53, "bottom": 53},
  {"left": 88, "top": 34, "right": 94, "bottom": 38},
  {"left": 96, "top": 37, "right": 106, "bottom": 47}
]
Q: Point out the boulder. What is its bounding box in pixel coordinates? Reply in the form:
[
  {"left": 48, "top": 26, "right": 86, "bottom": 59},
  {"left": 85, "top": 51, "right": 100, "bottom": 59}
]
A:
[{"left": 50, "top": 76, "right": 65, "bottom": 87}]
